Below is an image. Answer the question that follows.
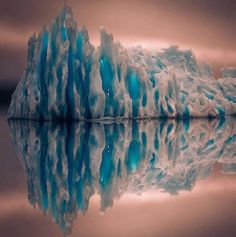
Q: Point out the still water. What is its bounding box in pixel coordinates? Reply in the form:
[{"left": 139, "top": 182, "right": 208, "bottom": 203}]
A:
[{"left": 1, "top": 108, "right": 236, "bottom": 237}]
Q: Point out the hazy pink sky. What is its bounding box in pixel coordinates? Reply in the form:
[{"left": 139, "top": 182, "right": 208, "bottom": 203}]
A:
[{"left": 0, "top": 0, "right": 236, "bottom": 83}]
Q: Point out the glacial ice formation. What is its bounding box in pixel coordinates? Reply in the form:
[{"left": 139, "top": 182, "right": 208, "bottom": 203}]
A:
[
  {"left": 8, "top": 6, "right": 236, "bottom": 120},
  {"left": 9, "top": 118, "right": 236, "bottom": 234}
]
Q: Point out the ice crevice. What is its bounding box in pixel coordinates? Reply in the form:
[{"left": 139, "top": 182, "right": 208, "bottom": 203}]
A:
[{"left": 8, "top": 5, "right": 236, "bottom": 120}]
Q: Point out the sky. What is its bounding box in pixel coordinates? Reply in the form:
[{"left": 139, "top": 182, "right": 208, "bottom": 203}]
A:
[{"left": 0, "top": 0, "right": 236, "bottom": 85}]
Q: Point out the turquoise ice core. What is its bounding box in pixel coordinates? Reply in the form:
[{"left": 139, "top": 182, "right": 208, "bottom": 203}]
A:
[{"left": 8, "top": 5, "right": 236, "bottom": 120}]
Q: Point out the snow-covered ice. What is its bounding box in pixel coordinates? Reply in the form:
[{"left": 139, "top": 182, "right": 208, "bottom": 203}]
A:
[{"left": 8, "top": 6, "right": 236, "bottom": 120}]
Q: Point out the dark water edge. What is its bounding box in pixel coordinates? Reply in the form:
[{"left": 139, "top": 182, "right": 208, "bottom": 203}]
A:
[
  {"left": 0, "top": 85, "right": 16, "bottom": 108},
  {"left": 1, "top": 107, "right": 236, "bottom": 237}
]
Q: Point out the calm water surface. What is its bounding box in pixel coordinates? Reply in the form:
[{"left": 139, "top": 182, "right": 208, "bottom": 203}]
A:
[{"left": 1, "top": 108, "right": 236, "bottom": 237}]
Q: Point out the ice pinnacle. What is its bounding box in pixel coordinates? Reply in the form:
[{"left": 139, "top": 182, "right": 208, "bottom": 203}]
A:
[{"left": 8, "top": 5, "right": 236, "bottom": 120}]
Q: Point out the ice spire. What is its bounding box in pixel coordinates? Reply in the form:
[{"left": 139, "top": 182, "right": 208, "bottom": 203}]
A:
[{"left": 8, "top": 5, "right": 236, "bottom": 120}]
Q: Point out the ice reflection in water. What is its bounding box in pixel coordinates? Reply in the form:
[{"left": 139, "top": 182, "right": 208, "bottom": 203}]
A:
[{"left": 8, "top": 118, "right": 236, "bottom": 234}]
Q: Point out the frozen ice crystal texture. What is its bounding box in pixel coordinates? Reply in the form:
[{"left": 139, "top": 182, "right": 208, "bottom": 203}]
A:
[{"left": 8, "top": 6, "right": 236, "bottom": 120}]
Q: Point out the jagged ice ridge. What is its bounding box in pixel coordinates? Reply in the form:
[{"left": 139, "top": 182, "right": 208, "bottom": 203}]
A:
[{"left": 8, "top": 6, "right": 236, "bottom": 120}]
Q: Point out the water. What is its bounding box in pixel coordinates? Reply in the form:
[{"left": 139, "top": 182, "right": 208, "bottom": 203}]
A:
[{"left": 1, "top": 108, "right": 236, "bottom": 237}]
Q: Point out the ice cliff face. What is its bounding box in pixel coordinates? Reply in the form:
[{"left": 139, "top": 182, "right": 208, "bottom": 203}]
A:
[
  {"left": 9, "top": 118, "right": 236, "bottom": 234},
  {"left": 8, "top": 6, "right": 236, "bottom": 120}
]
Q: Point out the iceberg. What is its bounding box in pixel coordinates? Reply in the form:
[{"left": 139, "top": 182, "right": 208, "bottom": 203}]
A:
[
  {"left": 8, "top": 118, "right": 236, "bottom": 234},
  {"left": 8, "top": 6, "right": 236, "bottom": 120}
]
